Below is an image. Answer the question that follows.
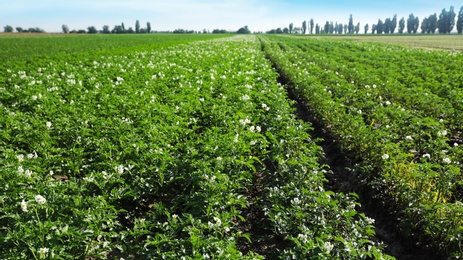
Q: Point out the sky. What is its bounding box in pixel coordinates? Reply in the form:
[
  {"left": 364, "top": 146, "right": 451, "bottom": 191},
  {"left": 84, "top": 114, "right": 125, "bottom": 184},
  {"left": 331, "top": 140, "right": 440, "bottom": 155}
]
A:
[{"left": 1, "top": 0, "right": 461, "bottom": 33}]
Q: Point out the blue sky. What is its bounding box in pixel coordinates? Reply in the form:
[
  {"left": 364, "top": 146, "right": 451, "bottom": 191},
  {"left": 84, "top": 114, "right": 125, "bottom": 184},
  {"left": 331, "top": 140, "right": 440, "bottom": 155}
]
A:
[{"left": 1, "top": 0, "right": 461, "bottom": 32}]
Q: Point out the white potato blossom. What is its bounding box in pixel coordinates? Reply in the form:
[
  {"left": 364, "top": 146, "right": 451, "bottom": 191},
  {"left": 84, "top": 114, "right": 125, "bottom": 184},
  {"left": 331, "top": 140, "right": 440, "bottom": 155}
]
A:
[
  {"left": 438, "top": 130, "right": 448, "bottom": 137},
  {"left": 116, "top": 165, "right": 125, "bottom": 174},
  {"left": 17, "top": 166, "right": 24, "bottom": 174},
  {"left": 35, "top": 195, "right": 46, "bottom": 205},
  {"left": 262, "top": 103, "right": 270, "bottom": 111},
  {"left": 382, "top": 154, "right": 389, "bottom": 160},
  {"left": 38, "top": 247, "right": 49, "bottom": 255},
  {"left": 17, "top": 154, "right": 24, "bottom": 162},
  {"left": 46, "top": 121, "right": 52, "bottom": 129},
  {"left": 422, "top": 154, "right": 431, "bottom": 159},
  {"left": 24, "top": 170, "right": 32, "bottom": 178},
  {"left": 21, "top": 200, "right": 28, "bottom": 212},
  {"left": 443, "top": 158, "right": 452, "bottom": 164},
  {"left": 405, "top": 136, "right": 413, "bottom": 140}
]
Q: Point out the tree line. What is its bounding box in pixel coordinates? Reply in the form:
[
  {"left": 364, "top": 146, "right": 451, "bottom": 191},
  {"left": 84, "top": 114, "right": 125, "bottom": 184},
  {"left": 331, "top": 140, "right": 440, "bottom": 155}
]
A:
[
  {"left": 267, "top": 5, "right": 463, "bottom": 35},
  {"left": 3, "top": 20, "right": 252, "bottom": 35}
]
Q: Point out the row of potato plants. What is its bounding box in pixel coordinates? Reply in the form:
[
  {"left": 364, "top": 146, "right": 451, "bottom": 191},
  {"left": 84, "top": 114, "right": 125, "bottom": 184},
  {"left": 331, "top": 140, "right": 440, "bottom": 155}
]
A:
[
  {"left": 292, "top": 38, "right": 463, "bottom": 142},
  {"left": 260, "top": 35, "right": 463, "bottom": 257},
  {"left": 1, "top": 35, "right": 391, "bottom": 259}
]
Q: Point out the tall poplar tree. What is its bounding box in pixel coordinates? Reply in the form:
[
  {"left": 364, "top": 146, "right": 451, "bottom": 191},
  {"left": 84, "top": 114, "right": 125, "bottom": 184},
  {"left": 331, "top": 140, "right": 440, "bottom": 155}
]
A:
[
  {"left": 457, "top": 6, "right": 463, "bottom": 33},
  {"left": 135, "top": 20, "right": 140, "bottom": 33},
  {"left": 348, "top": 14, "right": 354, "bottom": 34},
  {"left": 398, "top": 17, "right": 405, "bottom": 34}
]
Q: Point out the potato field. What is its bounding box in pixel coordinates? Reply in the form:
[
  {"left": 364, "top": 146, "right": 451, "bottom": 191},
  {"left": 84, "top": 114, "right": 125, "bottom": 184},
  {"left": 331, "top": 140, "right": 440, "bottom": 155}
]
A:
[{"left": 1, "top": 34, "right": 462, "bottom": 259}]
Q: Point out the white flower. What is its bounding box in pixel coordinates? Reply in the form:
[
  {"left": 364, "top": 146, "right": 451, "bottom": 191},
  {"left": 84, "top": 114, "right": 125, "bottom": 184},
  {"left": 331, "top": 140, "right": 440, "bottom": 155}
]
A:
[
  {"left": 213, "top": 216, "right": 222, "bottom": 226},
  {"left": 216, "top": 156, "right": 222, "bottom": 161},
  {"left": 438, "top": 130, "right": 448, "bottom": 137},
  {"left": 454, "top": 143, "right": 459, "bottom": 147},
  {"left": 382, "top": 154, "right": 389, "bottom": 160},
  {"left": 233, "top": 134, "right": 239, "bottom": 143},
  {"left": 46, "top": 122, "right": 52, "bottom": 129},
  {"left": 256, "top": 126, "right": 261, "bottom": 133},
  {"left": 262, "top": 103, "right": 270, "bottom": 111},
  {"left": 32, "top": 95, "right": 38, "bottom": 101},
  {"left": 17, "top": 166, "right": 24, "bottom": 174},
  {"left": 21, "top": 200, "right": 28, "bottom": 212},
  {"left": 35, "top": 195, "right": 46, "bottom": 205},
  {"left": 240, "top": 94, "right": 250, "bottom": 101},
  {"left": 443, "top": 158, "right": 452, "bottom": 164},
  {"left": 17, "top": 154, "right": 24, "bottom": 162},
  {"left": 250, "top": 126, "right": 255, "bottom": 132},
  {"left": 324, "top": 241, "right": 334, "bottom": 253},
  {"left": 38, "top": 247, "right": 49, "bottom": 255},
  {"left": 116, "top": 165, "right": 125, "bottom": 174},
  {"left": 422, "top": 154, "right": 431, "bottom": 159},
  {"left": 405, "top": 136, "right": 413, "bottom": 140},
  {"left": 199, "top": 98, "right": 205, "bottom": 102},
  {"left": 25, "top": 170, "right": 32, "bottom": 178}
]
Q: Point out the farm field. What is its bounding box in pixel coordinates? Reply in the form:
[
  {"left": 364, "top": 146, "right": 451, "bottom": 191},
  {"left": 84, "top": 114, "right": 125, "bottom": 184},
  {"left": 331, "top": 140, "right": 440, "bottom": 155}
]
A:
[
  {"left": 314, "top": 34, "right": 463, "bottom": 51},
  {"left": 1, "top": 33, "right": 462, "bottom": 259},
  {"left": 261, "top": 34, "right": 463, "bottom": 258}
]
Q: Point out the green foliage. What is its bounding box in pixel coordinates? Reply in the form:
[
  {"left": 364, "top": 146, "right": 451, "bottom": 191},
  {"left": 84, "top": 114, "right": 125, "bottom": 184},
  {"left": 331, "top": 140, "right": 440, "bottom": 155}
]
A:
[
  {"left": 261, "top": 35, "right": 463, "bottom": 258},
  {"left": 236, "top": 26, "right": 251, "bottom": 34},
  {"left": 4, "top": 25, "right": 13, "bottom": 33},
  {"left": 438, "top": 6, "right": 456, "bottom": 34},
  {"left": 135, "top": 20, "right": 140, "bottom": 34},
  {"left": 62, "top": 25, "right": 69, "bottom": 34}
]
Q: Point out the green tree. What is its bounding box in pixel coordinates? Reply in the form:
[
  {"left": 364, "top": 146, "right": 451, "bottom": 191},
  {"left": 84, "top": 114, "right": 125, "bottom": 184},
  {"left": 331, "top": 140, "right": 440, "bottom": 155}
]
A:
[
  {"left": 348, "top": 14, "right": 354, "bottom": 34},
  {"left": 421, "top": 17, "right": 429, "bottom": 33},
  {"left": 457, "top": 6, "right": 463, "bottom": 33},
  {"left": 384, "top": 18, "right": 391, "bottom": 33},
  {"left": 102, "top": 25, "right": 110, "bottom": 34},
  {"left": 112, "top": 25, "right": 124, "bottom": 34},
  {"left": 16, "top": 27, "right": 23, "bottom": 33},
  {"left": 364, "top": 23, "right": 369, "bottom": 34},
  {"left": 237, "top": 25, "right": 251, "bottom": 34},
  {"left": 337, "top": 23, "right": 343, "bottom": 34},
  {"left": 283, "top": 27, "right": 289, "bottom": 34},
  {"left": 398, "top": 17, "right": 405, "bottom": 33},
  {"left": 87, "top": 26, "right": 98, "bottom": 34},
  {"left": 135, "top": 20, "right": 140, "bottom": 33},
  {"left": 438, "top": 7, "right": 456, "bottom": 33},
  {"left": 302, "top": 20, "right": 307, "bottom": 34},
  {"left": 289, "top": 23, "right": 293, "bottom": 34},
  {"left": 315, "top": 24, "right": 320, "bottom": 34},
  {"left": 4, "top": 25, "right": 13, "bottom": 32},
  {"left": 355, "top": 22, "right": 360, "bottom": 34},
  {"left": 428, "top": 13, "right": 438, "bottom": 33},
  {"left": 310, "top": 19, "right": 314, "bottom": 34},
  {"left": 407, "top": 13, "right": 418, "bottom": 33},
  {"left": 377, "top": 19, "right": 383, "bottom": 34},
  {"left": 391, "top": 14, "right": 397, "bottom": 33},
  {"left": 147, "top": 22, "right": 151, "bottom": 33},
  {"left": 324, "top": 21, "right": 330, "bottom": 34},
  {"left": 62, "top": 24, "right": 69, "bottom": 34},
  {"left": 121, "top": 23, "right": 126, "bottom": 32}
]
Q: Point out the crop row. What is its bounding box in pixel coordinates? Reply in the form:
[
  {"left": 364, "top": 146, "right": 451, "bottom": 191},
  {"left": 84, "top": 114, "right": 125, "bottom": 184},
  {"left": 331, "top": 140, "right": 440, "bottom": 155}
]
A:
[
  {"left": 1, "top": 36, "right": 390, "bottom": 259},
  {"left": 260, "top": 35, "right": 463, "bottom": 257}
]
